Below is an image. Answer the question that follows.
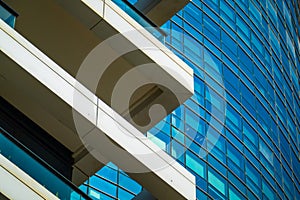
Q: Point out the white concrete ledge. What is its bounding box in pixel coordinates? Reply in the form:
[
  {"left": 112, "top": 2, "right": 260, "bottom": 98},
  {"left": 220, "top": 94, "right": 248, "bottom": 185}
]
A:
[
  {"left": 0, "top": 154, "right": 59, "bottom": 200},
  {"left": 134, "top": 0, "right": 191, "bottom": 26},
  {"left": 84, "top": 0, "right": 194, "bottom": 89}
]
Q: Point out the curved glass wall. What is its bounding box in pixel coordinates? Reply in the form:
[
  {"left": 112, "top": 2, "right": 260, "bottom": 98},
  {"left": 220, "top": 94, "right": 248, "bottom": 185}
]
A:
[{"left": 83, "top": 0, "right": 299, "bottom": 199}]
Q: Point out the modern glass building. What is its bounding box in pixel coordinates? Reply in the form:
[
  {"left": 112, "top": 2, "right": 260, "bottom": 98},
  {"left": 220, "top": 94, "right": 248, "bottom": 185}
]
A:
[
  {"left": 0, "top": 0, "right": 299, "bottom": 200},
  {"left": 81, "top": 0, "right": 300, "bottom": 200}
]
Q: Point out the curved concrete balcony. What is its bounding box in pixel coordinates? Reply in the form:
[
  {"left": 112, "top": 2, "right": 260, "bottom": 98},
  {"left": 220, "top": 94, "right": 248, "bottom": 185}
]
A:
[{"left": 130, "top": 0, "right": 191, "bottom": 26}]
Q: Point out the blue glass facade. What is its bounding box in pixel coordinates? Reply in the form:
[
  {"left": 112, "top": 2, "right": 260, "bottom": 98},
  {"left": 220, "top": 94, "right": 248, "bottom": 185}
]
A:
[{"left": 83, "top": 0, "right": 299, "bottom": 199}]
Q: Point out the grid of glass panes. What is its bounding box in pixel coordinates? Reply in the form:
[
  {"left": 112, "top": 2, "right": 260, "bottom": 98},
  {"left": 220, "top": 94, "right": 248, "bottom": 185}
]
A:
[{"left": 80, "top": 163, "right": 142, "bottom": 200}]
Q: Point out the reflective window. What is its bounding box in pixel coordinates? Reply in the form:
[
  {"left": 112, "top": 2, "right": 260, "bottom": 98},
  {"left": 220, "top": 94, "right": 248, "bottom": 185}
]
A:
[
  {"left": 0, "top": 2, "right": 16, "bottom": 28},
  {"left": 208, "top": 167, "right": 226, "bottom": 195},
  {"left": 186, "top": 150, "right": 206, "bottom": 178},
  {"left": 119, "top": 173, "right": 141, "bottom": 194},
  {"left": 90, "top": 176, "right": 117, "bottom": 197}
]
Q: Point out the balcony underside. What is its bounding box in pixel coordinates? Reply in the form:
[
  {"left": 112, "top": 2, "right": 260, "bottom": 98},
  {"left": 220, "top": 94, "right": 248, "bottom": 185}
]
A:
[
  {"left": 133, "top": 0, "right": 191, "bottom": 26},
  {"left": 5, "top": 0, "right": 193, "bottom": 134}
]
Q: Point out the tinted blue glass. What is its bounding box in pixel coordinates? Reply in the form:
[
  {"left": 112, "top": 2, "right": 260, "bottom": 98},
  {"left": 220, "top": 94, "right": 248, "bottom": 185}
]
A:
[
  {"left": 96, "top": 166, "right": 118, "bottom": 183},
  {"left": 0, "top": 3, "right": 16, "bottom": 28},
  {"left": 186, "top": 150, "right": 206, "bottom": 178},
  {"left": 119, "top": 173, "right": 141, "bottom": 194},
  {"left": 208, "top": 167, "right": 226, "bottom": 195},
  {"left": 118, "top": 188, "right": 134, "bottom": 200},
  {"left": 90, "top": 176, "right": 117, "bottom": 197}
]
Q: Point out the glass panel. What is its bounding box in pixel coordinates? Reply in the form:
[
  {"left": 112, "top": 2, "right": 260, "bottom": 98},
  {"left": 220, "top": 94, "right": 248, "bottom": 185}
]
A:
[
  {"left": 259, "top": 138, "right": 274, "bottom": 165},
  {"left": 111, "top": 0, "right": 165, "bottom": 42},
  {"left": 0, "top": 129, "right": 89, "bottom": 200},
  {"left": 186, "top": 150, "right": 205, "bottom": 178},
  {"left": 118, "top": 188, "right": 134, "bottom": 200},
  {"left": 96, "top": 166, "right": 118, "bottom": 183},
  {"left": 227, "top": 142, "right": 243, "bottom": 168},
  {"left": 119, "top": 173, "right": 141, "bottom": 194},
  {"left": 229, "top": 184, "right": 243, "bottom": 200},
  {"left": 89, "top": 188, "right": 114, "bottom": 200},
  {"left": 208, "top": 167, "right": 226, "bottom": 195},
  {"left": 90, "top": 176, "right": 117, "bottom": 197},
  {"left": 0, "top": 2, "right": 17, "bottom": 28},
  {"left": 171, "top": 139, "right": 185, "bottom": 163}
]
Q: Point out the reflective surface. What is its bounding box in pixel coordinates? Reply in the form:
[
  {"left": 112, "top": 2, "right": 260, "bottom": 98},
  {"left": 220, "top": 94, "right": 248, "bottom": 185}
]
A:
[
  {"left": 0, "top": 2, "right": 16, "bottom": 28},
  {"left": 0, "top": 128, "right": 91, "bottom": 200},
  {"left": 111, "top": 0, "right": 166, "bottom": 42},
  {"left": 80, "top": 163, "right": 142, "bottom": 200}
]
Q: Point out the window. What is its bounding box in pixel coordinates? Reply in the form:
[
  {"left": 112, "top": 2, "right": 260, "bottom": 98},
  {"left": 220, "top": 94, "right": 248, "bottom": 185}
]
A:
[
  {"left": 119, "top": 173, "right": 141, "bottom": 194},
  {"left": 208, "top": 167, "right": 226, "bottom": 195},
  {"left": 96, "top": 166, "right": 118, "bottom": 183},
  {"left": 185, "top": 108, "right": 204, "bottom": 134},
  {"left": 0, "top": 2, "right": 17, "bottom": 28},
  {"left": 269, "top": 28, "right": 280, "bottom": 55},
  {"left": 249, "top": 1, "right": 262, "bottom": 24},
  {"left": 220, "top": 0, "right": 234, "bottom": 20},
  {"left": 172, "top": 114, "right": 184, "bottom": 131},
  {"left": 267, "top": 0, "right": 277, "bottom": 26},
  {"left": 222, "top": 30, "right": 237, "bottom": 56},
  {"left": 118, "top": 188, "right": 135, "bottom": 200},
  {"left": 171, "top": 23, "right": 183, "bottom": 51},
  {"left": 243, "top": 120, "right": 258, "bottom": 145},
  {"left": 227, "top": 142, "right": 243, "bottom": 168},
  {"left": 246, "top": 161, "right": 260, "bottom": 186},
  {"left": 148, "top": 129, "right": 170, "bottom": 152},
  {"left": 224, "top": 65, "right": 239, "bottom": 92},
  {"left": 208, "top": 154, "right": 226, "bottom": 174},
  {"left": 184, "top": 3, "right": 202, "bottom": 30},
  {"left": 171, "top": 126, "right": 184, "bottom": 144},
  {"left": 204, "top": 48, "right": 222, "bottom": 73},
  {"left": 236, "top": 0, "right": 248, "bottom": 11},
  {"left": 194, "top": 75, "right": 205, "bottom": 96},
  {"left": 206, "top": 88, "right": 225, "bottom": 112},
  {"left": 259, "top": 138, "right": 274, "bottom": 165},
  {"left": 185, "top": 123, "right": 206, "bottom": 146},
  {"left": 90, "top": 176, "right": 117, "bottom": 197},
  {"left": 262, "top": 179, "right": 275, "bottom": 200},
  {"left": 237, "top": 16, "right": 250, "bottom": 44},
  {"left": 171, "top": 139, "right": 185, "bottom": 163},
  {"left": 251, "top": 32, "right": 264, "bottom": 55},
  {"left": 229, "top": 184, "right": 243, "bottom": 200},
  {"left": 203, "top": 14, "right": 221, "bottom": 40},
  {"left": 186, "top": 150, "right": 206, "bottom": 178},
  {"left": 184, "top": 32, "right": 203, "bottom": 66},
  {"left": 226, "top": 104, "right": 241, "bottom": 129}
]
